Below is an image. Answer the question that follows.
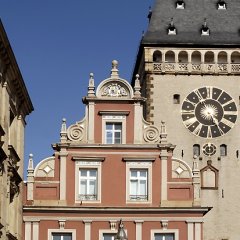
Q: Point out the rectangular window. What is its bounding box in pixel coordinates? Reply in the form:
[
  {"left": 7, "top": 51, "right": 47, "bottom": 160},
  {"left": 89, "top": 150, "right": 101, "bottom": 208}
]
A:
[
  {"left": 154, "top": 233, "right": 174, "bottom": 240},
  {"left": 52, "top": 233, "right": 72, "bottom": 240},
  {"left": 103, "top": 233, "right": 115, "bottom": 240},
  {"left": 106, "top": 122, "right": 122, "bottom": 144},
  {"left": 130, "top": 169, "right": 148, "bottom": 200},
  {"left": 79, "top": 169, "right": 97, "bottom": 200}
]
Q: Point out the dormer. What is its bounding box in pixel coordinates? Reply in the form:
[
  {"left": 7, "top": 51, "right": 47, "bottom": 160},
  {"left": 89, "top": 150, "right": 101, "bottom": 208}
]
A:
[
  {"left": 217, "top": 0, "right": 226, "bottom": 9},
  {"left": 176, "top": 0, "right": 185, "bottom": 9},
  {"left": 201, "top": 19, "right": 210, "bottom": 36},
  {"left": 168, "top": 18, "right": 177, "bottom": 35}
]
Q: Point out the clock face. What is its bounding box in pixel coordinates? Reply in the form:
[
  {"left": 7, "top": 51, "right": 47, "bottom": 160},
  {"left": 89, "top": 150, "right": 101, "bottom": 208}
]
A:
[
  {"left": 202, "top": 143, "right": 216, "bottom": 156},
  {"left": 181, "top": 86, "right": 237, "bottom": 138}
]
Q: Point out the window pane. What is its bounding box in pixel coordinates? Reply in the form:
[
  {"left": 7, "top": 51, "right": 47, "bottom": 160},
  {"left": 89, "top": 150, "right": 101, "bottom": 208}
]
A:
[
  {"left": 89, "top": 180, "right": 96, "bottom": 194},
  {"left": 80, "top": 170, "right": 87, "bottom": 177},
  {"left": 115, "top": 123, "right": 122, "bottom": 130},
  {"left": 106, "top": 123, "right": 113, "bottom": 130},
  {"left": 139, "top": 180, "right": 147, "bottom": 195},
  {"left": 106, "top": 132, "right": 113, "bottom": 144},
  {"left": 63, "top": 235, "right": 72, "bottom": 240},
  {"left": 52, "top": 233, "right": 72, "bottom": 240},
  {"left": 155, "top": 233, "right": 174, "bottom": 240},
  {"left": 131, "top": 170, "right": 137, "bottom": 178},
  {"left": 52, "top": 235, "right": 61, "bottom": 240},
  {"left": 140, "top": 170, "right": 147, "bottom": 177},
  {"left": 103, "top": 233, "right": 115, "bottom": 240},
  {"left": 114, "top": 138, "right": 121, "bottom": 144},
  {"left": 89, "top": 170, "right": 96, "bottom": 177},
  {"left": 130, "top": 180, "right": 137, "bottom": 195},
  {"left": 80, "top": 180, "right": 87, "bottom": 194}
]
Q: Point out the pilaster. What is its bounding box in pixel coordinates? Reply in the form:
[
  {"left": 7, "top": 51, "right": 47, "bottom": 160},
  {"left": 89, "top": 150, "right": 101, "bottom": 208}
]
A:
[
  {"left": 135, "top": 220, "right": 144, "bottom": 240},
  {"left": 83, "top": 220, "right": 92, "bottom": 240},
  {"left": 160, "top": 149, "right": 168, "bottom": 203},
  {"left": 88, "top": 101, "right": 95, "bottom": 144}
]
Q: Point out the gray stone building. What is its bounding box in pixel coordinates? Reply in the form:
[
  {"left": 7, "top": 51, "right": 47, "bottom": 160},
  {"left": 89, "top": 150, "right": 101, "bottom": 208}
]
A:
[
  {"left": 133, "top": 0, "right": 240, "bottom": 239},
  {"left": 0, "top": 20, "right": 33, "bottom": 239}
]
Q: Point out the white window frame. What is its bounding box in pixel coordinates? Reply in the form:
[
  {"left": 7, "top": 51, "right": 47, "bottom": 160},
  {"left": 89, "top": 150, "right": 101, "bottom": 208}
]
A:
[
  {"left": 105, "top": 122, "right": 122, "bottom": 144},
  {"left": 129, "top": 169, "right": 148, "bottom": 201},
  {"left": 79, "top": 169, "right": 98, "bottom": 201},
  {"left": 48, "top": 229, "right": 76, "bottom": 240},
  {"left": 126, "top": 161, "right": 152, "bottom": 203},
  {"left": 99, "top": 230, "right": 117, "bottom": 240},
  {"left": 75, "top": 161, "right": 102, "bottom": 203},
  {"left": 151, "top": 229, "right": 179, "bottom": 240},
  {"left": 102, "top": 115, "right": 126, "bottom": 144}
]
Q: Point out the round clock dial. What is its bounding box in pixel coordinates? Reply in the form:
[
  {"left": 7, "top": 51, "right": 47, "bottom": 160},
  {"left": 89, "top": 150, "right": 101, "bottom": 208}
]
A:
[
  {"left": 181, "top": 86, "right": 237, "bottom": 138},
  {"left": 202, "top": 143, "right": 216, "bottom": 156}
]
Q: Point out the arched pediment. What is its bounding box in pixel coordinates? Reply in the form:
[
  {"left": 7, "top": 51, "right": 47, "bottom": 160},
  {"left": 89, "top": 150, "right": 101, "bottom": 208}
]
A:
[
  {"left": 171, "top": 158, "right": 192, "bottom": 178},
  {"left": 34, "top": 156, "right": 55, "bottom": 178},
  {"left": 96, "top": 78, "right": 133, "bottom": 99}
]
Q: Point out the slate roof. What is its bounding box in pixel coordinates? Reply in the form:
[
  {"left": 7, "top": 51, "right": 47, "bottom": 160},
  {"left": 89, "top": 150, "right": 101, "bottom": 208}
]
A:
[{"left": 143, "top": 0, "right": 240, "bottom": 46}]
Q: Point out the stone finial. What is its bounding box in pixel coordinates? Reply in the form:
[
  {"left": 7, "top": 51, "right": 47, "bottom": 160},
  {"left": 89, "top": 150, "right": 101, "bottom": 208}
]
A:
[
  {"left": 27, "top": 153, "right": 34, "bottom": 177},
  {"left": 88, "top": 73, "right": 95, "bottom": 96},
  {"left": 27, "top": 153, "right": 35, "bottom": 200},
  {"left": 28, "top": 154, "right": 34, "bottom": 171},
  {"left": 60, "top": 118, "right": 67, "bottom": 142},
  {"left": 134, "top": 74, "right": 141, "bottom": 97},
  {"left": 111, "top": 60, "right": 119, "bottom": 79},
  {"left": 160, "top": 121, "right": 168, "bottom": 143}
]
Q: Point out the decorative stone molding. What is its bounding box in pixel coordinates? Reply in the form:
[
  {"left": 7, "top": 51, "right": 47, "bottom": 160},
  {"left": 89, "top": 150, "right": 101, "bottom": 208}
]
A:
[
  {"left": 59, "top": 220, "right": 66, "bottom": 229},
  {"left": 160, "top": 121, "right": 167, "bottom": 143},
  {"left": 101, "top": 82, "right": 128, "bottom": 97},
  {"left": 143, "top": 125, "right": 160, "bottom": 143},
  {"left": 172, "top": 158, "right": 192, "bottom": 178},
  {"left": 161, "top": 220, "right": 169, "bottom": 230},
  {"left": 109, "top": 220, "right": 117, "bottom": 230},
  {"left": 200, "top": 160, "right": 219, "bottom": 189},
  {"left": 148, "top": 48, "right": 240, "bottom": 75},
  {"left": 34, "top": 156, "right": 55, "bottom": 178},
  {"left": 67, "top": 118, "right": 86, "bottom": 142}
]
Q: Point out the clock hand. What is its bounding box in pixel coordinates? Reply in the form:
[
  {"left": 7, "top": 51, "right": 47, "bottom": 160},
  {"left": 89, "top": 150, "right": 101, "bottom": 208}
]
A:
[{"left": 210, "top": 114, "right": 219, "bottom": 125}]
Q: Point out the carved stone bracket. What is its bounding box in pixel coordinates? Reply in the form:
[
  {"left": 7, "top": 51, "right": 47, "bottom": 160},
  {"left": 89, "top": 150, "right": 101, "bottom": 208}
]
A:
[{"left": 7, "top": 165, "right": 22, "bottom": 202}]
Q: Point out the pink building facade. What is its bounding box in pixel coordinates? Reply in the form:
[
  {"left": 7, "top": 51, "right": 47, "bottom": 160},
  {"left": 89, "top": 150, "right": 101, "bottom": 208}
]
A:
[{"left": 23, "top": 61, "right": 209, "bottom": 240}]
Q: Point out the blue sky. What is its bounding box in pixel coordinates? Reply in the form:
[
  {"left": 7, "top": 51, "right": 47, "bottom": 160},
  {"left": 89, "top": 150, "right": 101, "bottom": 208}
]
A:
[{"left": 1, "top": 1, "right": 153, "bottom": 177}]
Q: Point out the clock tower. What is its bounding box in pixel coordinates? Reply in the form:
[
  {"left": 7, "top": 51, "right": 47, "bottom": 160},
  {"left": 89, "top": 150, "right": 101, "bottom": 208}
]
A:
[{"left": 133, "top": 0, "right": 240, "bottom": 239}]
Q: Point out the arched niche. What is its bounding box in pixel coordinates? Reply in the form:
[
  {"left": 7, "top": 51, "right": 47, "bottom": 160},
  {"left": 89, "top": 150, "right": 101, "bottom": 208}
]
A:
[
  {"left": 191, "top": 51, "right": 201, "bottom": 64},
  {"left": 231, "top": 51, "right": 240, "bottom": 63},
  {"left": 178, "top": 51, "right": 188, "bottom": 63},
  {"left": 205, "top": 51, "right": 214, "bottom": 63},
  {"left": 218, "top": 51, "right": 228, "bottom": 63},
  {"left": 153, "top": 50, "right": 162, "bottom": 62},
  {"left": 165, "top": 51, "right": 175, "bottom": 63}
]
